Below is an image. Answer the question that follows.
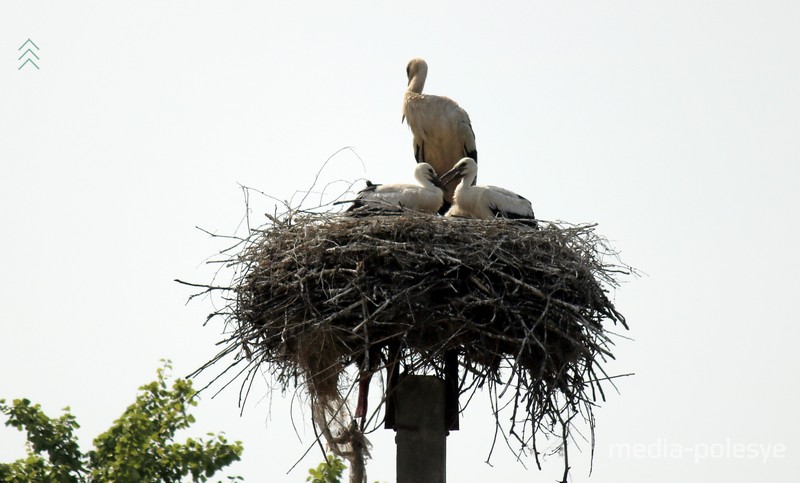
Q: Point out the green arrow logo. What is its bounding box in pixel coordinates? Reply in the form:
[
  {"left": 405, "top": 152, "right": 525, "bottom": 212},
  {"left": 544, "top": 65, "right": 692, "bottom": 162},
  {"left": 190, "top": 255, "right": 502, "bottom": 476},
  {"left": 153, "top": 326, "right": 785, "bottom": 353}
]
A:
[{"left": 18, "top": 38, "right": 40, "bottom": 70}]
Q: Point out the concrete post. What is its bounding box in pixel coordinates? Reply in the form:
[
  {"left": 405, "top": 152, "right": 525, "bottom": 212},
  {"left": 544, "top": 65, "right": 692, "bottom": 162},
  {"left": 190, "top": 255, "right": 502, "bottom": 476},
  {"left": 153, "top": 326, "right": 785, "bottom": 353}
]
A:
[{"left": 393, "top": 375, "right": 447, "bottom": 483}]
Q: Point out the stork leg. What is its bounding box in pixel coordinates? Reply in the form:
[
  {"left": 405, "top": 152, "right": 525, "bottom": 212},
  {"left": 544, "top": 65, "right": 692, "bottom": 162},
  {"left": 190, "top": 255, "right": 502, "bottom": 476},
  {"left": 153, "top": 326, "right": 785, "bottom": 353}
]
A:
[
  {"left": 355, "top": 370, "right": 373, "bottom": 420},
  {"left": 355, "top": 345, "right": 381, "bottom": 425}
]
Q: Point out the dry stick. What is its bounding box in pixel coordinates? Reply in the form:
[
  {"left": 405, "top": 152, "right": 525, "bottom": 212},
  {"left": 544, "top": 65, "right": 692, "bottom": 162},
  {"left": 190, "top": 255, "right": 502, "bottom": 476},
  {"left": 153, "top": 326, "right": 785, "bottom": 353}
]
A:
[
  {"left": 285, "top": 413, "right": 329, "bottom": 476},
  {"left": 498, "top": 303, "right": 550, "bottom": 399},
  {"left": 209, "top": 359, "right": 257, "bottom": 400},
  {"left": 188, "top": 351, "right": 243, "bottom": 392},
  {"left": 557, "top": 406, "right": 576, "bottom": 483},
  {"left": 494, "top": 379, "right": 530, "bottom": 469},
  {"left": 352, "top": 277, "right": 436, "bottom": 334},
  {"left": 587, "top": 402, "right": 597, "bottom": 476},
  {"left": 238, "top": 363, "right": 260, "bottom": 415},
  {"left": 485, "top": 378, "right": 502, "bottom": 467},
  {"left": 174, "top": 279, "right": 229, "bottom": 304}
]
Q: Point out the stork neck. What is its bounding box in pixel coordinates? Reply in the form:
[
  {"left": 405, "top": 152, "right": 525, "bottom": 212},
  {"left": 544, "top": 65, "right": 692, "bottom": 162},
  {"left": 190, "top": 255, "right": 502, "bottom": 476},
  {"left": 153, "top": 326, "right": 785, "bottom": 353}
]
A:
[
  {"left": 415, "top": 172, "right": 434, "bottom": 189},
  {"left": 407, "top": 72, "right": 426, "bottom": 94},
  {"left": 457, "top": 172, "right": 477, "bottom": 192}
]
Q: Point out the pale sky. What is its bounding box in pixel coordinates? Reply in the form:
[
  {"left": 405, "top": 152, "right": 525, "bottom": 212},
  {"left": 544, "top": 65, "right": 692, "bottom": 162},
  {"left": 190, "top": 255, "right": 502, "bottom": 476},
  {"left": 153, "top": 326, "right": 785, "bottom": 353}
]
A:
[{"left": 1, "top": 2, "right": 799, "bottom": 482}]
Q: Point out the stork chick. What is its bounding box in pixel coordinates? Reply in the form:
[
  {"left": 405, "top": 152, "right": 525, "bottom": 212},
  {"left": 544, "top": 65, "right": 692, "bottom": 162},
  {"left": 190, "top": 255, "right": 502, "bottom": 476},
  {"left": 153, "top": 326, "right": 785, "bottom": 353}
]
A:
[
  {"left": 439, "top": 157, "right": 537, "bottom": 223},
  {"left": 346, "top": 163, "right": 444, "bottom": 214}
]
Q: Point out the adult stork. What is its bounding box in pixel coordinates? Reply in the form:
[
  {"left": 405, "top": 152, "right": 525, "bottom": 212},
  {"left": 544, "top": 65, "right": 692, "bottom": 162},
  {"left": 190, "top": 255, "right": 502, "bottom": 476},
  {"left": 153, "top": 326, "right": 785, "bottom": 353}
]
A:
[
  {"left": 345, "top": 162, "right": 444, "bottom": 214},
  {"left": 439, "top": 157, "right": 537, "bottom": 223},
  {"left": 403, "top": 58, "right": 477, "bottom": 209}
]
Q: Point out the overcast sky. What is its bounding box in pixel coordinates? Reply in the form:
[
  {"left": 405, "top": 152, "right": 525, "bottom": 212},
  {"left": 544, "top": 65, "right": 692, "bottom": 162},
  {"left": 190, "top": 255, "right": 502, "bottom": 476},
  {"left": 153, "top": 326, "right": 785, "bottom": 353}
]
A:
[{"left": 2, "top": 1, "right": 799, "bottom": 482}]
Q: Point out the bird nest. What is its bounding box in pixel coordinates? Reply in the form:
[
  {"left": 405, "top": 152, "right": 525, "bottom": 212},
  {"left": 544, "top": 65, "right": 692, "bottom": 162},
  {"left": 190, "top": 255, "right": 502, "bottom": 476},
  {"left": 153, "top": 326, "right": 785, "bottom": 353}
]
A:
[{"left": 186, "top": 206, "right": 631, "bottom": 477}]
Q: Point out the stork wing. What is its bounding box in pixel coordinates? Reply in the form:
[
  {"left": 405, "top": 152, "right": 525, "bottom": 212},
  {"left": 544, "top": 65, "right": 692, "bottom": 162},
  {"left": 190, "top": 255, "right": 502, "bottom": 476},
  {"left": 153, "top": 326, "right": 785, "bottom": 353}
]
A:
[
  {"left": 358, "top": 180, "right": 381, "bottom": 193},
  {"left": 343, "top": 181, "right": 383, "bottom": 212},
  {"left": 356, "top": 184, "right": 421, "bottom": 210},
  {"left": 486, "top": 186, "right": 535, "bottom": 219}
]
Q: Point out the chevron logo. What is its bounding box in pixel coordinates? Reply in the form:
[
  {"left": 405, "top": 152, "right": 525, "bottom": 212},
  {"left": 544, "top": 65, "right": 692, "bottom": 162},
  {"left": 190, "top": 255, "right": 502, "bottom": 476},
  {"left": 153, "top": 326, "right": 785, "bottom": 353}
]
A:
[{"left": 18, "top": 38, "right": 40, "bottom": 70}]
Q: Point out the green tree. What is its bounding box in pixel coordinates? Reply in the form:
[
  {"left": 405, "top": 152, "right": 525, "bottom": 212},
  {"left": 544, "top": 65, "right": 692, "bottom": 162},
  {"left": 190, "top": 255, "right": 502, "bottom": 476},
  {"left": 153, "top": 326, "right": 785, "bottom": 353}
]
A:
[
  {"left": 306, "top": 454, "right": 346, "bottom": 483},
  {"left": 305, "top": 455, "right": 385, "bottom": 483},
  {"left": 1, "top": 361, "right": 243, "bottom": 483},
  {"left": 0, "top": 399, "right": 84, "bottom": 482}
]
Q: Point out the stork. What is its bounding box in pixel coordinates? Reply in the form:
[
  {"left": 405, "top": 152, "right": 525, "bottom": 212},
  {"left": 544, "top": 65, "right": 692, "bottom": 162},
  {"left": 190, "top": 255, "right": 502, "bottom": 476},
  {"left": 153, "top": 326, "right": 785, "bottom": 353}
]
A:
[
  {"left": 439, "top": 158, "right": 537, "bottom": 223},
  {"left": 403, "top": 58, "right": 477, "bottom": 208},
  {"left": 345, "top": 163, "right": 444, "bottom": 214}
]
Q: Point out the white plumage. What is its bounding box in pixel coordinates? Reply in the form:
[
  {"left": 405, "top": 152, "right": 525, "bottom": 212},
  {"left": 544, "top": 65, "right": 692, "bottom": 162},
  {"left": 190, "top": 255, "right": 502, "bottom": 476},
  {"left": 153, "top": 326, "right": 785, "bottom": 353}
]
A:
[
  {"left": 439, "top": 158, "right": 536, "bottom": 222},
  {"left": 346, "top": 163, "right": 444, "bottom": 214},
  {"left": 403, "top": 58, "right": 477, "bottom": 204}
]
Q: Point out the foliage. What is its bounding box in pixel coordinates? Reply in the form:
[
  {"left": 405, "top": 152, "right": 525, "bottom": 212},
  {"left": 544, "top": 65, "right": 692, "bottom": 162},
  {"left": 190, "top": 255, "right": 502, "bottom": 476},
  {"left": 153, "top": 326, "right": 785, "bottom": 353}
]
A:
[
  {"left": 0, "top": 361, "right": 243, "bottom": 483},
  {"left": 305, "top": 454, "right": 385, "bottom": 483},
  {"left": 306, "top": 454, "right": 346, "bottom": 483},
  {"left": 0, "top": 399, "right": 84, "bottom": 482}
]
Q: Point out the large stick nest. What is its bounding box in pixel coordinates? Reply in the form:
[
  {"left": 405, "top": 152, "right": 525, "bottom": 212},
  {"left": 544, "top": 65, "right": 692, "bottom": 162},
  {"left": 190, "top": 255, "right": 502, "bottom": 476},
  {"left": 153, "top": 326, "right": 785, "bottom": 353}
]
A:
[{"left": 190, "top": 206, "right": 631, "bottom": 474}]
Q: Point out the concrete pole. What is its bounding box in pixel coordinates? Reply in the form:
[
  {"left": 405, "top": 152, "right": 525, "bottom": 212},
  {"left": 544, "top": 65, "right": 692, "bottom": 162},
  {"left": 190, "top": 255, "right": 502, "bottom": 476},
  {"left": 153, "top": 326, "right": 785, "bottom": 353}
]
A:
[{"left": 393, "top": 375, "right": 447, "bottom": 483}]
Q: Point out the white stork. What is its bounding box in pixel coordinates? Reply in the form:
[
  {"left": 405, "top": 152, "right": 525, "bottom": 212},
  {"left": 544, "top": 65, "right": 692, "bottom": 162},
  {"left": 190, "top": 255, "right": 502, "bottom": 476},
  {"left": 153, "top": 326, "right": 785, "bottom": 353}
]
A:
[
  {"left": 403, "top": 58, "right": 477, "bottom": 207},
  {"left": 345, "top": 162, "right": 444, "bottom": 214},
  {"left": 439, "top": 157, "right": 537, "bottom": 223}
]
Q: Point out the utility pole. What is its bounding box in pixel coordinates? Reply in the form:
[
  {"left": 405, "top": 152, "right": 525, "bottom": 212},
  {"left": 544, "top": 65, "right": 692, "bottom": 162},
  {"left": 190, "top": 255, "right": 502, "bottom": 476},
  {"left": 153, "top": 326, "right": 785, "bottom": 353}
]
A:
[{"left": 392, "top": 375, "right": 447, "bottom": 483}]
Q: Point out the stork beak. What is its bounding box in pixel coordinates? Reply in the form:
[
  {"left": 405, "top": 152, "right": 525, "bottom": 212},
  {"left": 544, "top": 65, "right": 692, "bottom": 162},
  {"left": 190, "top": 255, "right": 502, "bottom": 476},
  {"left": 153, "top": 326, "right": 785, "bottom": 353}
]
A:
[
  {"left": 430, "top": 175, "right": 444, "bottom": 189},
  {"left": 438, "top": 165, "right": 464, "bottom": 186}
]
